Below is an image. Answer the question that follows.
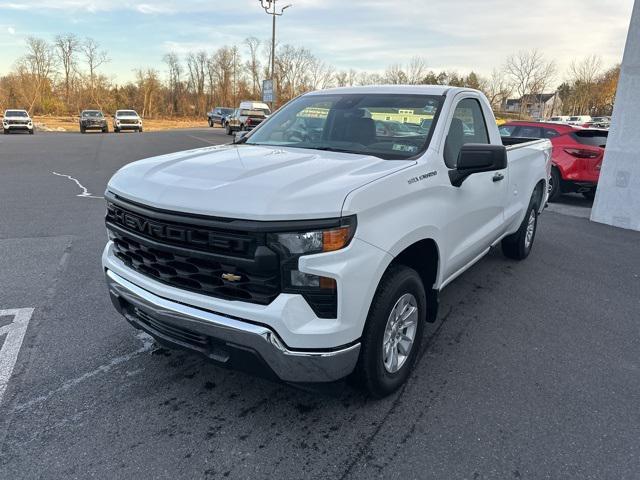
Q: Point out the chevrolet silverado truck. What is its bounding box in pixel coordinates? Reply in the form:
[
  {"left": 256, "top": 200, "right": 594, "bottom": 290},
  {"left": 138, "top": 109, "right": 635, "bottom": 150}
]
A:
[
  {"left": 79, "top": 109, "right": 108, "bottom": 133},
  {"left": 113, "top": 110, "right": 143, "bottom": 133},
  {"left": 3, "top": 109, "right": 34, "bottom": 134},
  {"left": 103, "top": 86, "right": 551, "bottom": 397}
]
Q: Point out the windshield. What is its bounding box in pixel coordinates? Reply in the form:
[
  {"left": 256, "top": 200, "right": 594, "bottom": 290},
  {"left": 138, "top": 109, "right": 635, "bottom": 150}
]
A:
[
  {"left": 220, "top": 108, "right": 233, "bottom": 115},
  {"left": 117, "top": 110, "right": 137, "bottom": 117},
  {"left": 5, "top": 110, "right": 28, "bottom": 117},
  {"left": 245, "top": 93, "right": 443, "bottom": 160},
  {"left": 82, "top": 111, "right": 103, "bottom": 117},
  {"left": 568, "top": 117, "right": 580, "bottom": 121}
]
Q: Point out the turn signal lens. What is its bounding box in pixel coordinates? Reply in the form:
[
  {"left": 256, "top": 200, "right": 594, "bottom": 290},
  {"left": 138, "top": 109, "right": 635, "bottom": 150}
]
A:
[{"left": 322, "top": 227, "right": 352, "bottom": 252}]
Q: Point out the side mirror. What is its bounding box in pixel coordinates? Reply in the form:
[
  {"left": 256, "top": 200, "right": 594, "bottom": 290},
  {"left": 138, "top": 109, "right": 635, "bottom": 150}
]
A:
[
  {"left": 449, "top": 144, "right": 507, "bottom": 187},
  {"left": 233, "top": 131, "right": 249, "bottom": 144}
]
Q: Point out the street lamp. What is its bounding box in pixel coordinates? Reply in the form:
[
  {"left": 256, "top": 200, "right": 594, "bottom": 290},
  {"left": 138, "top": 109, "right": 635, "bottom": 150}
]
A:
[{"left": 259, "top": 0, "right": 292, "bottom": 106}]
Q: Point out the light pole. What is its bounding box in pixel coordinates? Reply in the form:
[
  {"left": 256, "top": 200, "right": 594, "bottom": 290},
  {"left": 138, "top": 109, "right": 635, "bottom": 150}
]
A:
[{"left": 259, "top": 0, "right": 292, "bottom": 106}]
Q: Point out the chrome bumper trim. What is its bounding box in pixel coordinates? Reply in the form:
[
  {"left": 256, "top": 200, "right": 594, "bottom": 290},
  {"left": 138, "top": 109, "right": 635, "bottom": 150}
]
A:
[{"left": 105, "top": 269, "right": 360, "bottom": 382}]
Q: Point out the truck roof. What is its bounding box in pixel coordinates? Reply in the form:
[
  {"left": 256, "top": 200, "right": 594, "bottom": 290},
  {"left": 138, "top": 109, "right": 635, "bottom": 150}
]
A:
[{"left": 305, "top": 85, "right": 472, "bottom": 96}]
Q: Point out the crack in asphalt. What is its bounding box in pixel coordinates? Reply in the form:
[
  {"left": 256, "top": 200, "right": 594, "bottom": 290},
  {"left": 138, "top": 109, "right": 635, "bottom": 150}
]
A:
[{"left": 337, "top": 306, "right": 453, "bottom": 480}]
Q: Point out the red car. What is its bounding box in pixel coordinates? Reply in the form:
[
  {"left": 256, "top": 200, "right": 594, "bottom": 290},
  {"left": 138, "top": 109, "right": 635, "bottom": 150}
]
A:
[{"left": 500, "top": 121, "right": 608, "bottom": 201}]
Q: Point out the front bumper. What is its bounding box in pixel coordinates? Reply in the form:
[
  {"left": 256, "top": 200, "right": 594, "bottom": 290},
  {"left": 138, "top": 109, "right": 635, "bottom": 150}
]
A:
[
  {"left": 106, "top": 269, "right": 361, "bottom": 383},
  {"left": 4, "top": 123, "right": 32, "bottom": 130},
  {"left": 82, "top": 123, "right": 106, "bottom": 130},
  {"left": 115, "top": 123, "right": 141, "bottom": 130}
]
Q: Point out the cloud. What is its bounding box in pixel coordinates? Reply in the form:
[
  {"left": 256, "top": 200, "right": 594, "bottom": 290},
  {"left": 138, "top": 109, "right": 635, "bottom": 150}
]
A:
[{"left": 7, "top": 26, "right": 15, "bottom": 34}]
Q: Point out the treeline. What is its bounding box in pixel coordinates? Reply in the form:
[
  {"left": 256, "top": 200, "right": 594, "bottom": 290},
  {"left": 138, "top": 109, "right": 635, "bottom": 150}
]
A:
[{"left": 0, "top": 34, "right": 620, "bottom": 118}]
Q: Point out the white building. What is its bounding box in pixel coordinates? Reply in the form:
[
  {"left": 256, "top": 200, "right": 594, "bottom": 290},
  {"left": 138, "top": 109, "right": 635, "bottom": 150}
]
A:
[{"left": 591, "top": 0, "right": 640, "bottom": 231}]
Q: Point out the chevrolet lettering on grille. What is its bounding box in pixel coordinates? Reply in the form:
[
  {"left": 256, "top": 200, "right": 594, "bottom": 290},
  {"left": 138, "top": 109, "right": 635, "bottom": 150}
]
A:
[{"left": 107, "top": 203, "right": 250, "bottom": 253}]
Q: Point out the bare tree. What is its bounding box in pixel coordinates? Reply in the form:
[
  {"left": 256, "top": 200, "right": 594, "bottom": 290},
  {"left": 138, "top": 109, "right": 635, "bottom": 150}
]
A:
[
  {"left": 406, "top": 56, "right": 427, "bottom": 84},
  {"left": 385, "top": 64, "right": 407, "bottom": 84},
  {"left": 244, "top": 37, "right": 262, "bottom": 98},
  {"left": 163, "top": 52, "right": 183, "bottom": 116},
  {"left": 81, "top": 37, "right": 109, "bottom": 106},
  {"left": 19, "top": 37, "right": 57, "bottom": 113},
  {"left": 54, "top": 33, "right": 79, "bottom": 109},
  {"left": 186, "top": 51, "right": 207, "bottom": 114},
  {"left": 504, "top": 49, "right": 556, "bottom": 114},
  {"left": 483, "top": 68, "right": 512, "bottom": 110},
  {"left": 567, "top": 55, "right": 601, "bottom": 114},
  {"left": 308, "top": 58, "right": 334, "bottom": 90}
]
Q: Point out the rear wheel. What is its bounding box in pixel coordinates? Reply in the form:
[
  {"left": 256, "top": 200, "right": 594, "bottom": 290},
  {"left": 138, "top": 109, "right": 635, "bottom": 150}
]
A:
[
  {"left": 548, "top": 167, "right": 561, "bottom": 202},
  {"left": 356, "top": 265, "right": 426, "bottom": 398},
  {"left": 502, "top": 199, "right": 538, "bottom": 260}
]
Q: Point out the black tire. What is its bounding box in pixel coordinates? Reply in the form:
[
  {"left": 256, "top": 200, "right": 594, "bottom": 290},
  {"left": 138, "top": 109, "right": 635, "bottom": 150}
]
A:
[
  {"left": 501, "top": 196, "right": 539, "bottom": 261},
  {"left": 114, "top": 127, "right": 120, "bottom": 133},
  {"left": 225, "top": 123, "right": 232, "bottom": 135},
  {"left": 102, "top": 127, "right": 108, "bottom": 133},
  {"left": 29, "top": 129, "right": 34, "bottom": 135},
  {"left": 355, "top": 265, "right": 426, "bottom": 398},
  {"left": 548, "top": 167, "right": 561, "bottom": 202},
  {"left": 208, "top": 119, "right": 213, "bottom": 127},
  {"left": 80, "top": 127, "right": 86, "bottom": 134},
  {"left": 582, "top": 189, "right": 596, "bottom": 201},
  {"left": 139, "top": 127, "right": 143, "bottom": 133},
  {"left": 3, "top": 129, "right": 8, "bottom": 135}
]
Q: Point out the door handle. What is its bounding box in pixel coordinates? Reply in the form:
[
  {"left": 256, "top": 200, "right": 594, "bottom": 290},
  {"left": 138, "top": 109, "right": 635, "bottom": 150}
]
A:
[{"left": 493, "top": 173, "right": 505, "bottom": 182}]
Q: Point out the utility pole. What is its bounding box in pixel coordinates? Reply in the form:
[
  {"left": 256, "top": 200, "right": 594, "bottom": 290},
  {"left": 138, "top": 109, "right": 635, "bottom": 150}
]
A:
[{"left": 259, "top": 0, "right": 292, "bottom": 108}]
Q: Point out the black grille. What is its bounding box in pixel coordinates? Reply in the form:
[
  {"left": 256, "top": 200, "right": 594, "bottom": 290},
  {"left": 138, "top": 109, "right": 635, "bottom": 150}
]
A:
[
  {"left": 106, "top": 194, "right": 340, "bottom": 318},
  {"left": 119, "top": 119, "right": 138, "bottom": 125},
  {"left": 8, "top": 120, "right": 29, "bottom": 125},
  {"left": 106, "top": 200, "right": 281, "bottom": 305}
]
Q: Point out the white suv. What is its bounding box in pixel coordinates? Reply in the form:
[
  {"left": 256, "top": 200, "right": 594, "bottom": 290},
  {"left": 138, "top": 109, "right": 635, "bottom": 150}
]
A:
[
  {"left": 3, "top": 109, "right": 34, "bottom": 134},
  {"left": 113, "top": 110, "right": 143, "bottom": 133}
]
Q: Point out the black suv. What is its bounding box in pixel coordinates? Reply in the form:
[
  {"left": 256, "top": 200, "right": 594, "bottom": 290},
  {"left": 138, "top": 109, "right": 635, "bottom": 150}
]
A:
[
  {"left": 80, "top": 110, "right": 108, "bottom": 133},
  {"left": 207, "top": 107, "right": 234, "bottom": 127}
]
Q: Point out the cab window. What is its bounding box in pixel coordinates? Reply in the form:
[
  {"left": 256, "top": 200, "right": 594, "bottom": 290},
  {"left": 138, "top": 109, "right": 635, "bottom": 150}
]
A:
[{"left": 444, "top": 98, "right": 489, "bottom": 168}]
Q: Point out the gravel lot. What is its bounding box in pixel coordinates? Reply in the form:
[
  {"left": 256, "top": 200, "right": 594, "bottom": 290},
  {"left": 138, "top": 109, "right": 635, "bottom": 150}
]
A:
[{"left": 1, "top": 129, "right": 639, "bottom": 480}]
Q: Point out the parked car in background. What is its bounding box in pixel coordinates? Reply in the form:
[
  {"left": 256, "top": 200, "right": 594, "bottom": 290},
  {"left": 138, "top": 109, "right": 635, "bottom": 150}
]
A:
[
  {"left": 547, "top": 116, "right": 570, "bottom": 123},
  {"left": 2, "top": 109, "right": 34, "bottom": 134},
  {"left": 567, "top": 115, "right": 592, "bottom": 126},
  {"left": 239, "top": 101, "right": 271, "bottom": 116},
  {"left": 207, "top": 107, "right": 234, "bottom": 127},
  {"left": 79, "top": 110, "right": 108, "bottom": 133},
  {"left": 588, "top": 116, "right": 611, "bottom": 129},
  {"left": 113, "top": 110, "right": 143, "bottom": 133},
  {"left": 500, "top": 121, "right": 607, "bottom": 201},
  {"left": 374, "top": 120, "right": 420, "bottom": 137},
  {"left": 102, "top": 86, "right": 551, "bottom": 397},
  {"left": 224, "top": 108, "right": 267, "bottom": 135}
]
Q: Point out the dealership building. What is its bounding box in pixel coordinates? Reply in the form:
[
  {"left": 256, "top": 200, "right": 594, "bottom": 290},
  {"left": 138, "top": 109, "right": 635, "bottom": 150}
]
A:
[{"left": 591, "top": 0, "right": 640, "bottom": 232}]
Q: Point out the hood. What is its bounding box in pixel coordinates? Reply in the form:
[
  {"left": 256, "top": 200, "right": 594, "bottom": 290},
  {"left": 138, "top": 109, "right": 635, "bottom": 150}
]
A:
[
  {"left": 4, "top": 115, "right": 31, "bottom": 121},
  {"left": 116, "top": 115, "right": 140, "bottom": 120},
  {"left": 107, "top": 144, "right": 413, "bottom": 220}
]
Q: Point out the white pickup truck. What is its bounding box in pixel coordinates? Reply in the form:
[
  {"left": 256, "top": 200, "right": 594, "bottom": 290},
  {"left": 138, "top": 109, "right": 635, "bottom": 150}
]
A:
[
  {"left": 3, "top": 109, "right": 34, "bottom": 134},
  {"left": 103, "top": 86, "right": 551, "bottom": 397}
]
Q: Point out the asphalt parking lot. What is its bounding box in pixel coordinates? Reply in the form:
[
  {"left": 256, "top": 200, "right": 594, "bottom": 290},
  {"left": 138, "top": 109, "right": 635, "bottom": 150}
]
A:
[{"left": 1, "top": 128, "right": 639, "bottom": 480}]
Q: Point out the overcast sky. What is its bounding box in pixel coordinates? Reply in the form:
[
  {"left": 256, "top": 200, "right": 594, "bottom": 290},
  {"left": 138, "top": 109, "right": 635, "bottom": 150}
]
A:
[{"left": 0, "top": 0, "right": 635, "bottom": 83}]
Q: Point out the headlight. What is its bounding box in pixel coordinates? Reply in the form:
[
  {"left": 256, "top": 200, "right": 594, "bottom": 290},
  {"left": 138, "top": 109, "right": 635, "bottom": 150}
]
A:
[
  {"left": 272, "top": 222, "right": 355, "bottom": 255},
  {"left": 267, "top": 216, "right": 356, "bottom": 313}
]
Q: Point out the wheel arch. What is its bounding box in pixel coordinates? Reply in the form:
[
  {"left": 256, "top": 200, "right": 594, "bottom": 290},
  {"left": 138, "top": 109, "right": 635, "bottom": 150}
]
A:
[{"left": 377, "top": 237, "right": 441, "bottom": 323}]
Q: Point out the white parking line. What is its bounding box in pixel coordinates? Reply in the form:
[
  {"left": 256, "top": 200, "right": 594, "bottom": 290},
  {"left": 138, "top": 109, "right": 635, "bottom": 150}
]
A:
[
  {"left": 0, "top": 308, "right": 34, "bottom": 405},
  {"left": 51, "top": 171, "right": 104, "bottom": 199}
]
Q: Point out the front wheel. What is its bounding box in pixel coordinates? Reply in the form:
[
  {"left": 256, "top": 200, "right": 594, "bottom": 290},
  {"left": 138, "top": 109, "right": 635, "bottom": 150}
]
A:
[
  {"left": 208, "top": 119, "right": 213, "bottom": 127},
  {"left": 138, "top": 127, "right": 143, "bottom": 133},
  {"left": 29, "top": 129, "right": 34, "bottom": 135},
  {"left": 3, "top": 129, "right": 8, "bottom": 135},
  {"left": 355, "top": 265, "right": 426, "bottom": 398},
  {"left": 225, "top": 123, "right": 232, "bottom": 135},
  {"left": 502, "top": 202, "right": 538, "bottom": 260}
]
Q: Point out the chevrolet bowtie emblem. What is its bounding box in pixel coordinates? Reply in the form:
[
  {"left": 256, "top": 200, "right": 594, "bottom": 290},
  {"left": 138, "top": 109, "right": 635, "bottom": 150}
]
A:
[{"left": 221, "top": 273, "right": 242, "bottom": 282}]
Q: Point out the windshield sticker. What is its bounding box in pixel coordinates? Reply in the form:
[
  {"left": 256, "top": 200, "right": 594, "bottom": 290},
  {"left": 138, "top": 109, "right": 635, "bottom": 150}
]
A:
[{"left": 392, "top": 144, "right": 419, "bottom": 153}]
